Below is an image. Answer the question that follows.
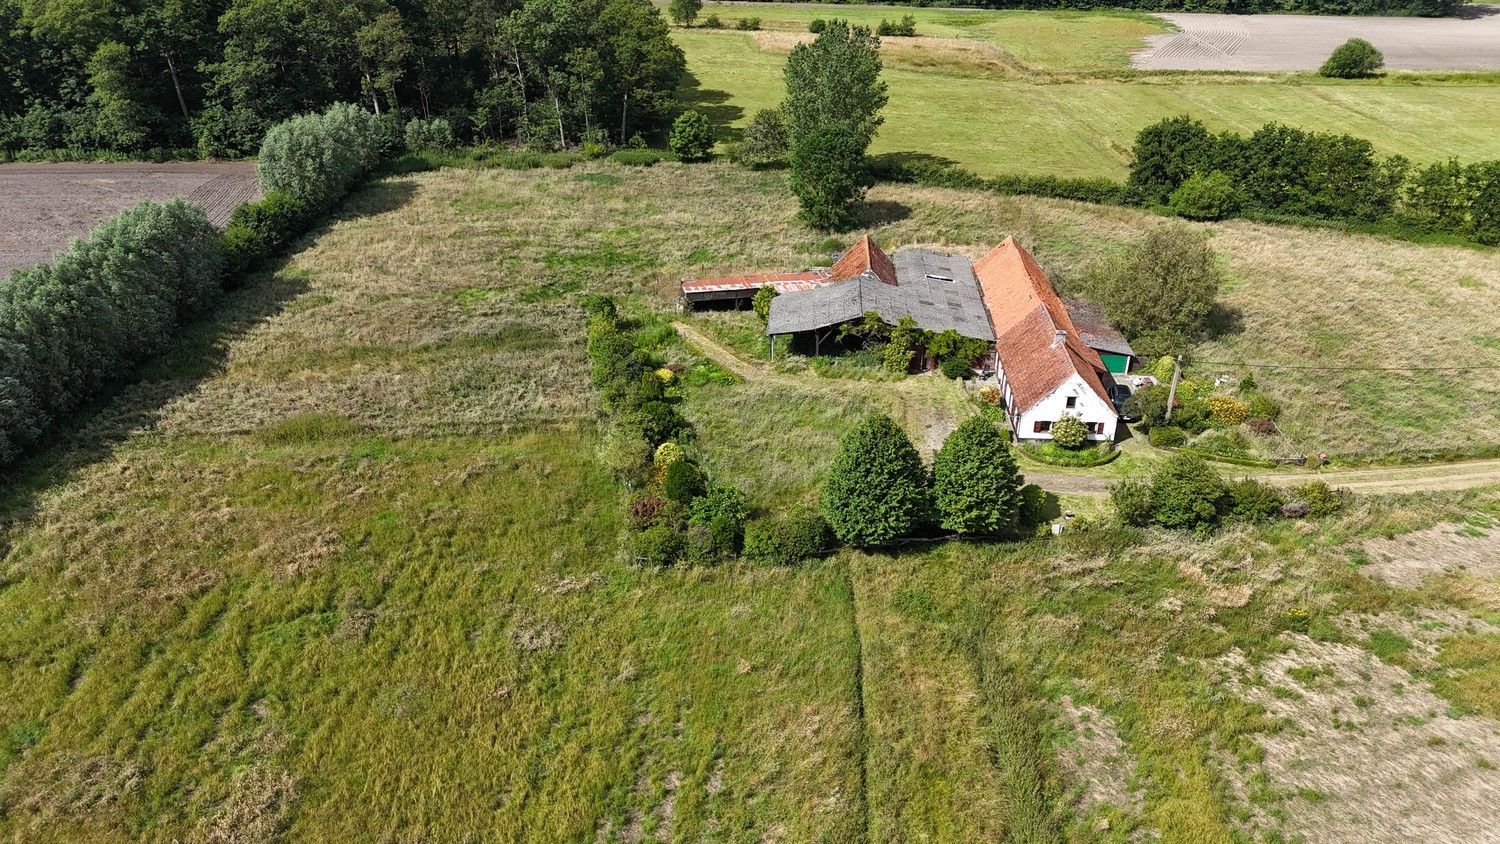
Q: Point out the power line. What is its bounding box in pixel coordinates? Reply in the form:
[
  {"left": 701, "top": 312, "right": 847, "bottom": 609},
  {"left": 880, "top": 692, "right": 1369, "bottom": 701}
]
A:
[{"left": 1189, "top": 360, "right": 1500, "bottom": 373}]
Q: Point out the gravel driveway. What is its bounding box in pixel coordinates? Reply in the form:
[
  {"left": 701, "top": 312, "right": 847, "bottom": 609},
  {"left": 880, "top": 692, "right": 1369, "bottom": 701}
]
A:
[{"left": 1133, "top": 6, "right": 1500, "bottom": 71}]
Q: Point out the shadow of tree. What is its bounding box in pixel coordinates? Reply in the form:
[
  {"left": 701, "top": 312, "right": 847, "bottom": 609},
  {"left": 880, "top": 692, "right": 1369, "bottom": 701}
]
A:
[
  {"left": 0, "top": 178, "right": 418, "bottom": 545},
  {"left": 867, "top": 150, "right": 962, "bottom": 177},
  {"left": 858, "top": 199, "right": 913, "bottom": 227},
  {"left": 676, "top": 70, "right": 747, "bottom": 143}
]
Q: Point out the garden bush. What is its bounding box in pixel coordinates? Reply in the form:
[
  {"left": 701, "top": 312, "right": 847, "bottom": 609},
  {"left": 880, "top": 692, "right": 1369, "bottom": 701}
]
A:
[
  {"left": 977, "top": 385, "right": 1002, "bottom": 406},
  {"left": 636, "top": 400, "right": 688, "bottom": 447},
  {"left": 653, "top": 441, "right": 685, "bottom": 468},
  {"left": 404, "top": 117, "right": 456, "bottom": 151},
  {"left": 1148, "top": 453, "right": 1229, "bottom": 530},
  {"left": 938, "top": 357, "right": 972, "bottom": 380},
  {"left": 1110, "top": 480, "right": 1154, "bottom": 527},
  {"left": 669, "top": 110, "right": 715, "bottom": 162},
  {"left": 702, "top": 14, "right": 722, "bottom": 28},
  {"left": 809, "top": 18, "right": 826, "bottom": 33},
  {"left": 1050, "top": 415, "right": 1089, "bottom": 449},
  {"left": 1227, "top": 478, "right": 1285, "bottom": 522},
  {"left": 743, "top": 507, "right": 834, "bottom": 565},
  {"left": 1148, "top": 426, "right": 1187, "bottom": 448},
  {"left": 1169, "top": 171, "right": 1238, "bottom": 220},
  {"left": 258, "top": 102, "right": 384, "bottom": 208},
  {"left": 736, "top": 17, "right": 761, "bottom": 30},
  {"left": 821, "top": 413, "right": 930, "bottom": 546},
  {"left": 1320, "top": 38, "right": 1384, "bottom": 79},
  {"left": 0, "top": 199, "right": 223, "bottom": 464},
  {"left": 1290, "top": 480, "right": 1347, "bottom": 517},
  {"left": 877, "top": 16, "right": 917, "bottom": 37},
  {"left": 1244, "top": 391, "right": 1282, "bottom": 421},
  {"left": 932, "top": 417, "right": 1025, "bottom": 535},
  {"left": 632, "top": 523, "right": 684, "bottom": 566},
  {"left": 752, "top": 285, "right": 778, "bottom": 322},
  {"left": 663, "top": 459, "right": 705, "bottom": 504}
]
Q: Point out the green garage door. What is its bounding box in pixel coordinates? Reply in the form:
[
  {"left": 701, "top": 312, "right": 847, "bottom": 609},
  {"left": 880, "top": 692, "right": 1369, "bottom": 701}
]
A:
[{"left": 1099, "top": 353, "right": 1131, "bottom": 374}]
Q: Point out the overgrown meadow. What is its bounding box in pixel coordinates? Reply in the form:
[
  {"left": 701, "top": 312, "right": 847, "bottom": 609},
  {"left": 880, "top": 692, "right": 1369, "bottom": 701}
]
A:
[{"left": 0, "top": 162, "right": 1496, "bottom": 841}]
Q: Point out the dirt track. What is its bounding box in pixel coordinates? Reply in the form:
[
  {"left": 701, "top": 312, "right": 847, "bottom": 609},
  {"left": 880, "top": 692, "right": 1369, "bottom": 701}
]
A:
[
  {"left": 0, "top": 161, "right": 261, "bottom": 278},
  {"left": 674, "top": 321, "right": 1500, "bottom": 497},
  {"left": 1134, "top": 6, "right": 1500, "bottom": 71}
]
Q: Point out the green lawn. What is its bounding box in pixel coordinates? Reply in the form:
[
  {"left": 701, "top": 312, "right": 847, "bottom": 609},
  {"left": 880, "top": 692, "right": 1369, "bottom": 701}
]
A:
[
  {"left": 674, "top": 19, "right": 1500, "bottom": 179},
  {"left": 1, "top": 161, "right": 1497, "bottom": 840}
]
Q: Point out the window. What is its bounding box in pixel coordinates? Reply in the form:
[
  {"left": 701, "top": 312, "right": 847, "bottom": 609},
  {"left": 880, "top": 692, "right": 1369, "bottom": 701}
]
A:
[
  {"left": 1033, "top": 420, "right": 1052, "bottom": 433},
  {"left": 1090, "top": 422, "right": 1105, "bottom": 435},
  {"left": 1065, "top": 396, "right": 1077, "bottom": 409}
]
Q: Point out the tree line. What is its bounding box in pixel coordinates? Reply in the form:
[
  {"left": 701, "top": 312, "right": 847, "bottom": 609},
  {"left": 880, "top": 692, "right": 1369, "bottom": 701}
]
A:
[
  {"left": 0, "top": 0, "right": 685, "bottom": 158},
  {"left": 702, "top": 0, "right": 1462, "bottom": 16}
]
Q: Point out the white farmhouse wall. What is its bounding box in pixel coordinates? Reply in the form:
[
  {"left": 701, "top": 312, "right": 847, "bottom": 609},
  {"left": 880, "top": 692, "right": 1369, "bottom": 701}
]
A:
[{"left": 1008, "top": 374, "right": 1117, "bottom": 443}]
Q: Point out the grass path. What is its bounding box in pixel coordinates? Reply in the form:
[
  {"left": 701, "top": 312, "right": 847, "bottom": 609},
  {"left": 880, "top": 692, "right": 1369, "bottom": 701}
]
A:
[{"left": 674, "top": 321, "right": 1500, "bottom": 496}]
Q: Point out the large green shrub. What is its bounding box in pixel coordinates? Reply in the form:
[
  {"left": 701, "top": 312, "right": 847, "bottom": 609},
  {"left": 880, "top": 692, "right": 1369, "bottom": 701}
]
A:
[
  {"left": 0, "top": 200, "right": 223, "bottom": 464},
  {"left": 1290, "top": 480, "right": 1347, "bottom": 517},
  {"left": 1109, "top": 480, "right": 1153, "bottom": 527},
  {"left": 1148, "top": 425, "right": 1187, "bottom": 448},
  {"left": 1320, "top": 38, "right": 1384, "bottom": 79},
  {"left": 752, "top": 285, "right": 778, "bottom": 322},
  {"left": 742, "top": 507, "right": 833, "bottom": 565},
  {"left": 932, "top": 417, "right": 1025, "bottom": 535},
  {"left": 669, "top": 110, "right": 715, "bottom": 162},
  {"left": 1169, "top": 171, "right": 1238, "bottom": 220},
  {"left": 821, "top": 414, "right": 930, "bottom": 546},
  {"left": 1148, "top": 453, "right": 1229, "bottom": 530},
  {"left": 258, "top": 103, "right": 384, "bottom": 208},
  {"left": 1227, "top": 478, "right": 1285, "bottom": 522},
  {"left": 220, "top": 190, "right": 309, "bottom": 277}
]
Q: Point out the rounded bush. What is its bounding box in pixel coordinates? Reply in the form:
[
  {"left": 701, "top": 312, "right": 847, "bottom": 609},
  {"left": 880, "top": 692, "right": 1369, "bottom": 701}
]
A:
[
  {"left": 1050, "top": 415, "right": 1089, "bottom": 450},
  {"left": 632, "top": 523, "right": 684, "bottom": 566},
  {"left": 743, "top": 508, "right": 834, "bottom": 565},
  {"left": 669, "top": 110, "right": 715, "bottom": 162},
  {"left": 1205, "top": 395, "right": 1249, "bottom": 426},
  {"left": 663, "top": 459, "right": 706, "bottom": 504},
  {"left": 1227, "top": 478, "right": 1285, "bottom": 522},
  {"left": 1320, "top": 38, "right": 1384, "bottom": 79},
  {"left": 932, "top": 417, "right": 1024, "bottom": 535},
  {"left": 739, "top": 108, "right": 789, "bottom": 168},
  {"left": 1109, "top": 479, "right": 1153, "bottom": 527},
  {"left": 938, "top": 357, "right": 972, "bottom": 380},
  {"left": 821, "top": 414, "right": 930, "bottom": 546},
  {"left": 654, "top": 441, "right": 685, "bottom": 468},
  {"left": 1169, "top": 171, "right": 1238, "bottom": 220},
  {"left": 1148, "top": 454, "right": 1229, "bottom": 530}
]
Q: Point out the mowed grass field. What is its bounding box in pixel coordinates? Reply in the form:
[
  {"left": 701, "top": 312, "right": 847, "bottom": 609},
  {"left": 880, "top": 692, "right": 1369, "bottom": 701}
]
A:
[
  {"left": 1, "top": 162, "right": 1497, "bottom": 841},
  {"left": 672, "top": 4, "right": 1500, "bottom": 179}
]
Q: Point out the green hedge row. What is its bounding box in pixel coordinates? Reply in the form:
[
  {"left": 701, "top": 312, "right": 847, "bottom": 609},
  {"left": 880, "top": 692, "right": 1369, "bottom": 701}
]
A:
[
  {"left": 868, "top": 154, "right": 1128, "bottom": 206},
  {"left": 0, "top": 200, "right": 223, "bottom": 463},
  {"left": 0, "top": 103, "right": 391, "bottom": 466}
]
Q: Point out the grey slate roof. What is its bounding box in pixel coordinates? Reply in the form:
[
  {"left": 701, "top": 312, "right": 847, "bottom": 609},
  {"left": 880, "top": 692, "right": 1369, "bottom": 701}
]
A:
[
  {"left": 1062, "top": 298, "right": 1135, "bottom": 357},
  {"left": 765, "top": 249, "right": 995, "bottom": 341}
]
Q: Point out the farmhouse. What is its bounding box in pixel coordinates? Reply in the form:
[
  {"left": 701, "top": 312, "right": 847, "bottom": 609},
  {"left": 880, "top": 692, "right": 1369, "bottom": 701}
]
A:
[
  {"left": 681, "top": 235, "right": 1127, "bottom": 442},
  {"left": 976, "top": 238, "right": 1120, "bottom": 444}
]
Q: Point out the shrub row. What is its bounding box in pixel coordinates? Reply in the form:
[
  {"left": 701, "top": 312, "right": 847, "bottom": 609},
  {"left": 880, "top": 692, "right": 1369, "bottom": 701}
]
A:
[
  {"left": 1130, "top": 116, "right": 1500, "bottom": 244},
  {"left": 868, "top": 154, "right": 1128, "bottom": 206},
  {"left": 1111, "top": 453, "right": 1347, "bottom": 532},
  {"left": 0, "top": 200, "right": 223, "bottom": 463}
]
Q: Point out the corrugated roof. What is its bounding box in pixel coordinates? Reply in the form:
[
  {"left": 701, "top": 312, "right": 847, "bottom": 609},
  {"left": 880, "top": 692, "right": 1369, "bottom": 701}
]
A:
[
  {"left": 1064, "top": 298, "right": 1135, "bottom": 357},
  {"left": 765, "top": 248, "right": 995, "bottom": 340},
  {"left": 976, "top": 238, "right": 1114, "bottom": 414},
  {"left": 681, "top": 271, "right": 829, "bottom": 296}
]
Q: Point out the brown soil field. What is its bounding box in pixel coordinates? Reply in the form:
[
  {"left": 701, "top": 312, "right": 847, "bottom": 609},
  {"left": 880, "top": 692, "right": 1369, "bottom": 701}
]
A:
[
  {"left": 0, "top": 161, "right": 261, "bottom": 278},
  {"left": 1135, "top": 6, "right": 1500, "bottom": 71}
]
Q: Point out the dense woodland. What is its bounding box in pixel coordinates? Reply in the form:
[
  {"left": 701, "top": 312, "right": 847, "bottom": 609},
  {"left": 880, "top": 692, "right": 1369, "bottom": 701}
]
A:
[
  {"left": 0, "top": 0, "right": 685, "bottom": 157},
  {"left": 726, "top": 0, "right": 1463, "bottom": 15}
]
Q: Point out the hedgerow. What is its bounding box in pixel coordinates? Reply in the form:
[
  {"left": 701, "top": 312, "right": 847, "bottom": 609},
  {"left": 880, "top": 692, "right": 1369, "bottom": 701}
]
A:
[{"left": 0, "top": 200, "right": 223, "bottom": 463}]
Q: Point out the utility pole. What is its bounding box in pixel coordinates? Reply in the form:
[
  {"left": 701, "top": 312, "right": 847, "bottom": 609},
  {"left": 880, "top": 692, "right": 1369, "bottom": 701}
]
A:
[{"left": 1165, "top": 354, "right": 1183, "bottom": 422}]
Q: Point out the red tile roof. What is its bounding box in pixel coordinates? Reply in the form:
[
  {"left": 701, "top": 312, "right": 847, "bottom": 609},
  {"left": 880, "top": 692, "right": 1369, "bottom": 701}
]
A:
[
  {"left": 829, "top": 234, "right": 897, "bottom": 285},
  {"left": 975, "top": 237, "right": 1114, "bottom": 414}
]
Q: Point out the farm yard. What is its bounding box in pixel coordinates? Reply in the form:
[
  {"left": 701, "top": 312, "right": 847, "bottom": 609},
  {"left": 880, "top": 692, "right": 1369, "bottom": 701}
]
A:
[
  {"left": 1, "top": 160, "right": 1498, "bottom": 840},
  {"left": 0, "top": 162, "right": 260, "bottom": 277},
  {"left": 673, "top": 3, "right": 1500, "bottom": 178}
]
